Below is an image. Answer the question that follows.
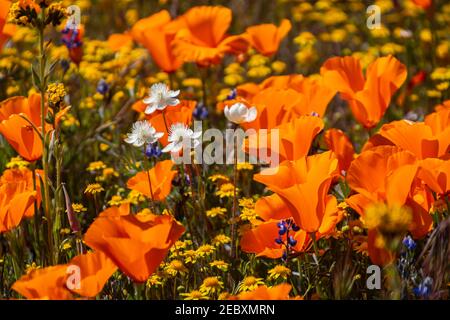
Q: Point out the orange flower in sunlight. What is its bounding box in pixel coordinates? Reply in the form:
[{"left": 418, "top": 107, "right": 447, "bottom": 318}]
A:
[
  {"left": 12, "top": 265, "right": 72, "bottom": 300},
  {"left": 171, "top": 6, "right": 248, "bottom": 66},
  {"left": 411, "top": 0, "right": 432, "bottom": 9},
  {"left": 0, "top": 0, "right": 15, "bottom": 51},
  {"left": 127, "top": 160, "right": 177, "bottom": 201},
  {"left": 12, "top": 251, "right": 117, "bottom": 299},
  {"left": 239, "top": 88, "right": 298, "bottom": 131},
  {"left": 147, "top": 100, "right": 196, "bottom": 146},
  {"left": 363, "top": 107, "right": 449, "bottom": 159},
  {"left": 68, "top": 251, "right": 118, "bottom": 298},
  {"left": 254, "top": 151, "right": 341, "bottom": 234},
  {"left": 0, "top": 167, "right": 42, "bottom": 232},
  {"left": 275, "top": 115, "right": 324, "bottom": 162},
  {"left": 417, "top": 158, "right": 450, "bottom": 196},
  {"left": 0, "top": 187, "right": 36, "bottom": 233},
  {"left": 321, "top": 55, "right": 407, "bottom": 128},
  {"left": 84, "top": 209, "right": 184, "bottom": 282},
  {"left": 241, "top": 220, "right": 309, "bottom": 259},
  {"left": 131, "top": 10, "right": 183, "bottom": 73},
  {"left": 232, "top": 283, "right": 295, "bottom": 300},
  {"left": 236, "top": 75, "right": 335, "bottom": 118},
  {"left": 346, "top": 146, "right": 433, "bottom": 239},
  {"left": 324, "top": 128, "right": 355, "bottom": 173},
  {"left": 107, "top": 32, "right": 133, "bottom": 52},
  {"left": 0, "top": 94, "right": 47, "bottom": 161},
  {"left": 244, "top": 114, "right": 323, "bottom": 165},
  {"left": 245, "top": 19, "right": 291, "bottom": 57},
  {"left": 241, "top": 191, "right": 310, "bottom": 259}
]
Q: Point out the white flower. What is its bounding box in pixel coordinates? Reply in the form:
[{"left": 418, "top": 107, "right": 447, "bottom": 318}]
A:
[
  {"left": 224, "top": 102, "right": 257, "bottom": 124},
  {"left": 143, "top": 83, "right": 180, "bottom": 115},
  {"left": 124, "top": 121, "right": 164, "bottom": 147},
  {"left": 162, "top": 123, "right": 202, "bottom": 153}
]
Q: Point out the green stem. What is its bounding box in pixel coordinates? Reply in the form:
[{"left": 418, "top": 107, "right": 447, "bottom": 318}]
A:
[{"left": 38, "top": 14, "right": 54, "bottom": 266}]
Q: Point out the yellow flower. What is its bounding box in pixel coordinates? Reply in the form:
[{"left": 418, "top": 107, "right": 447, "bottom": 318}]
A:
[
  {"left": 60, "top": 228, "right": 71, "bottom": 235},
  {"left": 239, "top": 198, "right": 255, "bottom": 209},
  {"left": 420, "top": 29, "right": 432, "bottom": 43},
  {"left": 25, "top": 262, "right": 41, "bottom": 275},
  {"left": 426, "top": 90, "right": 442, "bottom": 98},
  {"left": 181, "top": 290, "right": 208, "bottom": 300},
  {"left": 108, "top": 195, "right": 124, "bottom": 207},
  {"left": 62, "top": 242, "right": 72, "bottom": 251},
  {"left": 206, "top": 207, "right": 227, "bottom": 218},
  {"left": 183, "top": 249, "right": 198, "bottom": 264},
  {"left": 224, "top": 74, "right": 244, "bottom": 86},
  {"left": 127, "top": 189, "right": 146, "bottom": 204},
  {"left": 208, "top": 174, "right": 230, "bottom": 183},
  {"left": 215, "top": 183, "right": 239, "bottom": 198},
  {"left": 98, "top": 167, "right": 119, "bottom": 181},
  {"left": 84, "top": 183, "right": 104, "bottom": 195},
  {"left": 237, "top": 162, "right": 254, "bottom": 171},
  {"left": 209, "top": 260, "right": 229, "bottom": 272},
  {"left": 71, "top": 203, "right": 87, "bottom": 214},
  {"left": 248, "top": 66, "right": 271, "bottom": 79},
  {"left": 6, "top": 157, "right": 29, "bottom": 169},
  {"left": 165, "top": 260, "right": 188, "bottom": 277},
  {"left": 146, "top": 274, "right": 162, "bottom": 288},
  {"left": 86, "top": 161, "right": 107, "bottom": 172},
  {"left": 199, "top": 276, "right": 224, "bottom": 295},
  {"left": 240, "top": 207, "right": 259, "bottom": 222},
  {"left": 294, "top": 31, "right": 316, "bottom": 47},
  {"left": 182, "top": 78, "right": 202, "bottom": 88},
  {"left": 268, "top": 265, "right": 291, "bottom": 280},
  {"left": 271, "top": 61, "right": 286, "bottom": 74},
  {"left": 212, "top": 234, "right": 231, "bottom": 246},
  {"left": 46, "top": 83, "right": 66, "bottom": 106},
  {"left": 196, "top": 245, "right": 215, "bottom": 257},
  {"left": 364, "top": 203, "right": 412, "bottom": 234},
  {"left": 436, "top": 82, "right": 449, "bottom": 91},
  {"left": 237, "top": 276, "right": 265, "bottom": 292}
]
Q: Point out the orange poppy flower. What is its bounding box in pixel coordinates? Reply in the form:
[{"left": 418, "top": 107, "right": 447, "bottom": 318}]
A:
[
  {"left": 107, "top": 32, "right": 133, "bottom": 52},
  {"left": 254, "top": 151, "right": 341, "bottom": 234},
  {"left": 12, "top": 265, "right": 72, "bottom": 300},
  {"left": 241, "top": 219, "right": 309, "bottom": 259},
  {"left": 84, "top": 210, "right": 184, "bottom": 282},
  {"left": 68, "top": 251, "right": 118, "bottom": 298},
  {"left": 0, "top": 93, "right": 48, "bottom": 161},
  {"left": 346, "top": 146, "right": 433, "bottom": 239},
  {"left": 235, "top": 75, "right": 335, "bottom": 118},
  {"left": 268, "top": 115, "right": 324, "bottom": 162},
  {"left": 0, "top": 0, "right": 15, "bottom": 51},
  {"left": 363, "top": 110, "right": 449, "bottom": 159},
  {"left": 0, "top": 166, "right": 41, "bottom": 217},
  {"left": 0, "top": 187, "right": 36, "bottom": 233},
  {"left": 321, "top": 55, "right": 407, "bottom": 128},
  {"left": 245, "top": 19, "right": 291, "bottom": 57},
  {"left": 127, "top": 160, "right": 177, "bottom": 201},
  {"left": 171, "top": 6, "right": 248, "bottom": 66},
  {"left": 12, "top": 251, "right": 117, "bottom": 299},
  {"left": 240, "top": 88, "right": 299, "bottom": 131},
  {"left": 244, "top": 114, "right": 323, "bottom": 165},
  {"left": 324, "top": 128, "right": 356, "bottom": 173},
  {"left": 255, "top": 193, "right": 295, "bottom": 221},
  {"left": 233, "top": 283, "right": 294, "bottom": 300},
  {"left": 417, "top": 158, "right": 450, "bottom": 195},
  {"left": 147, "top": 100, "right": 196, "bottom": 146},
  {"left": 130, "top": 10, "right": 172, "bottom": 44},
  {"left": 411, "top": 0, "right": 432, "bottom": 9},
  {"left": 131, "top": 10, "right": 183, "bottom": 73}
]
